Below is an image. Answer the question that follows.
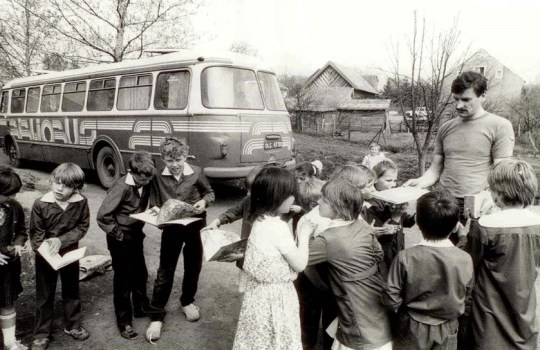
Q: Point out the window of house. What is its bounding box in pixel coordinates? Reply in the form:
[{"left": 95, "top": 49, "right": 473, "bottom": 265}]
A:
[
  {"left": 475, "top": 66, "right": 486, "bottom": 75},
  {"left": 88, "top": 78, "right": 116, "bottom": 111},
  {"left": 26, "top": 87, "right": 40, "bottom": 113},
  {"left": 10, "top": 89, "right": 26, "bottom": 113},
  {"left": 41, "top": 84, "right": 62, "bottom": 112},
  {"left": 1, "top": 91, "right": 9, "bottom": 113},
  {"left": 496, "top": 69, "right": 503, "bottom": 78},
  {"left": 117, "top": 74, "right": 153, "bottom": 110},
  {"left": 62, "top": 81, "right": 87, "bottom": 112},
  {"left": 154, "top": 71, "right": 190, "bottom": 110}
]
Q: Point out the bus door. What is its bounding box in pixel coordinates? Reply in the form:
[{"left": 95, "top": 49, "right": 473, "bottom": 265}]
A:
[{"left": 10, "top": 88, "right": 44, "bottom": 162}]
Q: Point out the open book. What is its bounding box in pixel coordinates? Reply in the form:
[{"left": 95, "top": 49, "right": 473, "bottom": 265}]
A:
[
  {"left": 201, "top": 229, "right": 247, "bottom": 262},
  {"left": 37, "top": 242, "right": 87, "bottom": 271},
  {"left": 130, "top": 206, "right": 201, "bottom": 226},
  {"left": 372, "top": 187, "right": 429, "bottom": 205}
]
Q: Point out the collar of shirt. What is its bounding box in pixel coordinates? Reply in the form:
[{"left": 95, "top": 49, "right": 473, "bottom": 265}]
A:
[
  {"left": 327, "top": 218, "right": 354, "bottom": 229},
  {"left": 125, "top": 173, "right": 137, "bottom": 187},
  {"left": 416, "top": 238, "right": 454, "bottom": 247},
  {"left": 161, "top": 162, "right": 194, "bottom": 177},
  {"left": 479, "top": 208, "right": 540, "bottom": 228},
  {"left": 41, "top": 191, "right": 84, "bottom": 203}
]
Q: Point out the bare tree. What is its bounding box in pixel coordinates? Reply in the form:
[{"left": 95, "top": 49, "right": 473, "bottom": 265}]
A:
[
  {"left": 508, "top": 85, "right": 540, "bottom": 154},
  {"left": 24, "top": 0, "right": 200, "bottom": 63},
  {"left": 0, "top": 0, "right": 56, "bottom": 81},
  {"left": 230, "top": 41, "right": 258, "bottom": 57},
  {"left": 387, "top": 12, "right": 468, "bottom": 175}
]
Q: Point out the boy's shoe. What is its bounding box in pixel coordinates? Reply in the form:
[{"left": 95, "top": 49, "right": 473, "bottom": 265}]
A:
[
  {"left": 31, "top": 338, "right": 49, "bottom": 350},
  {"left": 145, "top": 321, "right": 162, "bottom": 343},
  {"left": 63, "top": 327, "right": 90, "bottom": 341},
  {"left": 5, "top": 340, "right": 28, "bottom": 350},
  {"left": 120, "top": 325, "right": 139, "bottom": 340},
  {"left": 181, "top": 303, "right": 200, "bottom": 322}
]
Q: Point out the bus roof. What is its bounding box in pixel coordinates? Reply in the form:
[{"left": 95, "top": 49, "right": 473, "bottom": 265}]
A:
[{"left": 4, "top": 50, "right": 275, "bottom": 89}]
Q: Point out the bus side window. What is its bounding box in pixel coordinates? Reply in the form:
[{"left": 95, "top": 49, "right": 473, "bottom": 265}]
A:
[
  {"left": 26, "top": 87, "right": 41, "bottom": 113},
  {"left": 88, "top": 78, "right": 116, "bottom": 111},
  {"left": 154, "top": 71, "right": 190, "bottom": 110},
  {"left": 1, "top": 91, "right": 8, "bottom": 113},
  {"left": 41, "top": 84, "right": 62, "bottom": 112},
  {"left": 118, "top": 74, "right": 152, "bottom": 110},
  {"left": 10, "top": 89, "right": 26, "bottom": 113},
  {"left": 62, "top": 81, "right": 87, "bottom": 112}
]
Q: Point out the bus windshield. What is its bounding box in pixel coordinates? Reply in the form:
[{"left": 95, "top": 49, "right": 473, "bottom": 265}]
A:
[{"left": 201, "top": 67, "right": 264, "bottom": 110}]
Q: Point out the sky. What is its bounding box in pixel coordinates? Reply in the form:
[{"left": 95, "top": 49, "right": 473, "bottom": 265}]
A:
[{"left": 192, "top": 0, "right": 540, "bottom": 84}]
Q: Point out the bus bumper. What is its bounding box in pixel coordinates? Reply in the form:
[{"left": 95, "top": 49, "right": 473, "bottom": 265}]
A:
[{"left": 204, "top": 159, "right": 296, "bottom": 179}]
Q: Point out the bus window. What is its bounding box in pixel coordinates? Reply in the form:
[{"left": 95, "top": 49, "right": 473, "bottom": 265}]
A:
[
  {"left": 117, "top": 74, "right": 152, "bottom": 110},
  {"left": 62, "top": 81, "right": 87, "bottom": 112},
  {"left": 41, "top": 84, "right": 62, "bottom": 112},
  {"left": 1, "top": 91, "right": 8, "bottom": 113},
  {"left": 154, "top": 71, "right": 190, "bottom": 110},
  {"left": 26, "top": 87, "right": 41, "bottom": 113},
  {"left": 258, "top": 72, "right": 287, "bottom": 111},
  {"left": 201, "top": 67, "right": 264, "bottom": 110},
  {"left": 10, "top": 89, "right": 26, "bottom": 113},
  {"left": 88, "top": 78, "right": 116, "bottom": 111}
]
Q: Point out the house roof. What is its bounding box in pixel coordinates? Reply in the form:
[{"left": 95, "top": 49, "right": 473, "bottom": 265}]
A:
[
  {"left": 293, "top": 87, "right": 389, "bottom": 112},
  {"left": 304, "top": 61, "right": 380, "bottom": 95}
]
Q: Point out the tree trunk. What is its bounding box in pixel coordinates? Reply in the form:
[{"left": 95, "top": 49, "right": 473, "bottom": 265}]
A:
[
  {"left": 418, "top": 151, "right": 426, "bottom": 176},
  {"left": 114, "top": 0, "right": 129, "bottom": 62},
  {"left": 527, "top": 131, "right": 539, "bottom": 155},
  {"left": 24, "top": 0, "right": 32, "bottom": 76}
]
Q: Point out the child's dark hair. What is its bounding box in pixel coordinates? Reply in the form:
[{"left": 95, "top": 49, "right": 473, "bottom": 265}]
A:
[
  {"left": 129, "top": 151, "right": 156, "bottom": 177},
  {"left": 416, "top": 191, "right": 460, "bottom": 240},
  {"left": 0, "top": 165, "right": 22, "bottom": 196},
  {"left": 51, "top": 163, "right": 85, "bottom": 190},
  {"left": 373, "top": 159, "right": 397, "bottom": 179},
  {"left": 159, "top": 137, "right": 189, "bottom": 158},
  {"left": 249, "top": 167, "right": 297, "bottom": 221},
  {"left": 245, "top": 162, "right": 280, "bottom": 189},
  {"left": 322, "top": 179, "right": 363, "bottom": 221},
  {"left": 295, "top": 161, "right": 319, "bottom": 178}
]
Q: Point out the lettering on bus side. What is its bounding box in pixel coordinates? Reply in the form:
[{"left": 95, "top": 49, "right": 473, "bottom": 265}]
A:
[{"left": 8, "top": 117, "right": 85, "bottom": 144}]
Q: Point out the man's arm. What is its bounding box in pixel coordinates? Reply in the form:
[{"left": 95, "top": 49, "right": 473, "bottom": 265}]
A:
[{"left": 403, "top": 155, "right": 444, "bottom": 188}]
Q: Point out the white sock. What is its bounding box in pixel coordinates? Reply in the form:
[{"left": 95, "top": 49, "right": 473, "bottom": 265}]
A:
[{"left": 0, "top": 313, "right": 17, "bottom": 347}]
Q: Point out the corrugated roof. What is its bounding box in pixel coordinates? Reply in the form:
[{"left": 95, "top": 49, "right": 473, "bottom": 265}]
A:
[{"left": 304, "top": 61, "right": 380, "bottom": 95}]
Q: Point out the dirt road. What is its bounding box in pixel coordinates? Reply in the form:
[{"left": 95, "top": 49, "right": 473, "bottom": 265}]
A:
[{"left": 7, "top": 156, "right": 246, "bottom": 350}]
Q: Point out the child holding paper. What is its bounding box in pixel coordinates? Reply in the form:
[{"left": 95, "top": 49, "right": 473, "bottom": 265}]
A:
[
  {"left": 97, "top": 151, "right": 157, "bottom": 340},
  {"left": 29, "top": 163, "right": 90, "bottom": 350},
  {"left": 145, "top": 137, "right": 215, "bottom": 342},
  {"left": 0, "top": 166, "right": 28, "bottom": 350}
]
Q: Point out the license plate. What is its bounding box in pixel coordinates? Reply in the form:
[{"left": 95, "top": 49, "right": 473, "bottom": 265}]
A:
[{"left": 264, "top": 140, "right": 282, "bottom": 150}]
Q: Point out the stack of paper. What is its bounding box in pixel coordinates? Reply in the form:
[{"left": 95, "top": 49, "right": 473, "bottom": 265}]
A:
[
  {"left": 372, "top": 187, "right": 429, "bottom": 204},
  {"left": 201, "top": 229, "right": 247, "bottom": 262},
  {"left": 130, "top": 206, "right": 201, "bottom": 226},
  {"left": 38, "top": 242, "right": 87, "bottom": 271}
]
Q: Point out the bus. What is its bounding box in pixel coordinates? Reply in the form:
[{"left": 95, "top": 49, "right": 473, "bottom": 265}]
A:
[{"left": 0, "top": 51, "right": 295, "bottom": 188}]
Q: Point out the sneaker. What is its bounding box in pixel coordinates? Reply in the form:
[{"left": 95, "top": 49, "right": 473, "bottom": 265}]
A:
[
  {"left": 63, "top": 327, "right": 89, "bottom": 341},
  {"left": 31, "top": 338, "right": 49, "bottom": 350},
  {"left": 145, "top": 321, "right": 162, "bottom": 343},
  {"left": 120, "top": 325, "right": 139, "bottom": 340},
  {"left": 181, "top": 303, "right": 200, "bottom": 322},
  {"left": 5, "top": 340, "right": 28, "bottom": 350}
]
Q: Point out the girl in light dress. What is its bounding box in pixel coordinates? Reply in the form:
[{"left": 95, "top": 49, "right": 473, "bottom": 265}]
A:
[{"left": 232, "top": 167, "right": 313, "bottom": 350}]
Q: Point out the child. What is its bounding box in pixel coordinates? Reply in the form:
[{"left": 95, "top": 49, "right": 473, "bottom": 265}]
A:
[
  {"left": 0, "top": 166, "right": 27, "bottom": 350},
  {"left": 365, "top": 159, "right": 415, "bottom": 274},
  {"left": 384, "top": 191, "right": 474, "bottom": 350},
  {"left": 362, "top": 142, "right": 386, "bottom": 169},
  {"left": 97, "top": 151, "right": 157, "bottom": 340},
  {"left": 294, "top": 161, "right": 325, "bottom": 213},
  {"left": 29, "top": 163, "right": 90, "bottom": 350},
  {"left": 232, "top": 167, "right": 310, "bottom": 350},
  {"left": 307, "top": 179, "right": 392, "bottom": 350},
  {"left": 296, "top": 164, "right": 375, "bottom": 350},
  {"left": 146, "top": 137, "right": 215, "bottom": 342},
  {"left": 466, "top": 159, "right": 540, "bottom": 349}
]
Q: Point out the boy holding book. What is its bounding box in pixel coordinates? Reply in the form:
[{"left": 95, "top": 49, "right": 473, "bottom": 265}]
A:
[
  {"left": 97, "top": 151, "right": 157, "bottom": 340},
  {"left": 29, "top": 163, "right": 90, "bottom": 350}
]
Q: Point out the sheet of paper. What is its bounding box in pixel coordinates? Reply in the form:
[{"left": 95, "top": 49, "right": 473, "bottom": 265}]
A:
[
  {"left": 130, "top": 206, "right": 201, "bottom": 226},
  {"left": 38, "top": 242, "right": 87, "bottom": 271},
  {"left": 201, "top": 229, "right": 243, "bottom": 262},
  {"left": 372, "top": 187, "right": 429, "bottom": 205}
]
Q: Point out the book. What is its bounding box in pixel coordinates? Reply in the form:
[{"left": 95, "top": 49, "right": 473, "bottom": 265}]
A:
[
  {"left": 464, "top": 191, "right": 495, "bottom": 219},
  {"left": 372, "top": 187, "right": 429, "bottom": 205},
  {"left": 37, "top": 242, "right": 87, "bottom": 271},
  {"left": 200, "top": 229, "right": 247, "bottom": 262},
  {"left": 130, "top": 206, "right": 201, "bottom": 226}
]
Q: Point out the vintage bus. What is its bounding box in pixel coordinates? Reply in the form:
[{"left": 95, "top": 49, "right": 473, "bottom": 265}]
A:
[{"left": 0, "top": 51, "right": 295, "bottom": 188}]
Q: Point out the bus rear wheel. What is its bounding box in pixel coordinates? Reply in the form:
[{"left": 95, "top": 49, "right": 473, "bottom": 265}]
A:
[
  {"left": 6, "top": 141, "right": 21, "bottom": 168},
  {"left": 96, "top": 146, "right": 120, "bottom": 189}
]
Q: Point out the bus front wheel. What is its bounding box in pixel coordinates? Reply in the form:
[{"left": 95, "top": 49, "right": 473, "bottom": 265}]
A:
[
  {"left": 96, "top": 146, "right": 120, "bottom": 189},
  {"left": 6, "top": 142, "right": 21, "bottom": 168}
]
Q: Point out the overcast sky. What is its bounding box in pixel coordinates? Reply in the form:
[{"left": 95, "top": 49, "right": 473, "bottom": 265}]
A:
[{"left": 192, "top": 0, "right": 540, "bottom": 83}]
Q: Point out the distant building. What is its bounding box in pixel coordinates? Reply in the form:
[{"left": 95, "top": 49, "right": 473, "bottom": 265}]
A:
[{"left": 293, "top": 61, "right": 390, "bottom": 134}]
